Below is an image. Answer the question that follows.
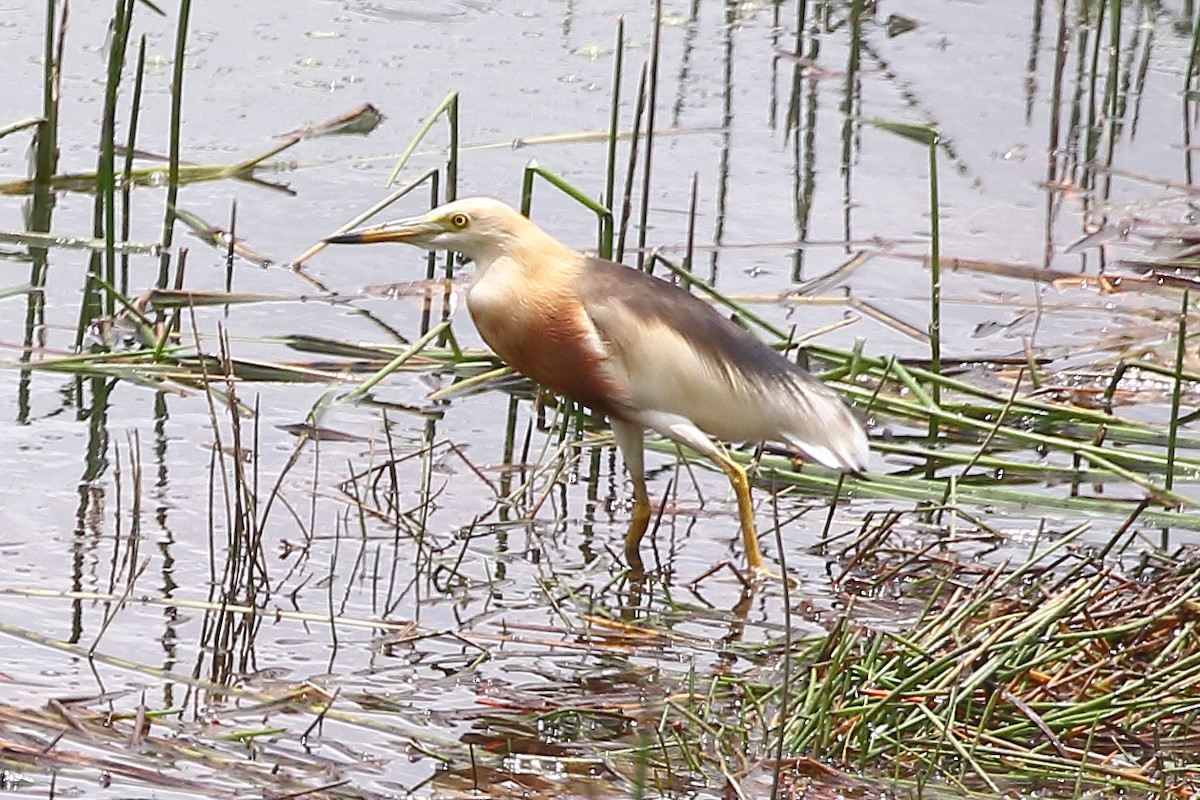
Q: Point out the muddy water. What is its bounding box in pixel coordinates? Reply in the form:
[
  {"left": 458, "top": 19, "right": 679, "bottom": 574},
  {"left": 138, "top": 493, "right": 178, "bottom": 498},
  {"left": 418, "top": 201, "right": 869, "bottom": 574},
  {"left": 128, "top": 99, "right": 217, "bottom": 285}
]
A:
[{"left": 0, "top": 1, "right": 1196, "bottom": 796}]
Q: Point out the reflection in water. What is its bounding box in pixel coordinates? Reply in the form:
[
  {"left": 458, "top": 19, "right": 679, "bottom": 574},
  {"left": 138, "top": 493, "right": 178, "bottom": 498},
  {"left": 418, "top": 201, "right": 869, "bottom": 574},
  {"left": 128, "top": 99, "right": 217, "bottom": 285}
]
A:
[
  {"left": 345, "top": 0, "right": 493, "bottom": 24},
  {"left": 5, "top": 0, "right": 1200, "bottom": 794},
  {"left": 670, "top": 0, "right": 702, "bottom": 127},
  {"left": 708, "top": 0, "right": 736, "bottom": 283},
  {"left": 1042, "top": 0, "right": 1068, "bottom": 272},
  {"left": 838, "top": 0, "right": 862, "bottom": 255},
  {"left": 785, "top": 1, "right": 818, "bottom": 281}
]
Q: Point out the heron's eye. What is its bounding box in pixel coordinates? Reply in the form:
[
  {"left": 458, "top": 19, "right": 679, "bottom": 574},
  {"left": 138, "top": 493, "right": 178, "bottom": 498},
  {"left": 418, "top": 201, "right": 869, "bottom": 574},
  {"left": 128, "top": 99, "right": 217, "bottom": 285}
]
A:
[{"left": 450, "top": 213, "right": 469, "bottom": 229}]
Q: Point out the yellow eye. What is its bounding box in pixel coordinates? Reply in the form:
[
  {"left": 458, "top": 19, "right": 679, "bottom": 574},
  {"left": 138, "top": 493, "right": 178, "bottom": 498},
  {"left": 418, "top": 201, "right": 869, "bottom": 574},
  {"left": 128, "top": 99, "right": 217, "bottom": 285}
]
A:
[{"left": 450, "top": 213, "right": 469, "bottom": 229}]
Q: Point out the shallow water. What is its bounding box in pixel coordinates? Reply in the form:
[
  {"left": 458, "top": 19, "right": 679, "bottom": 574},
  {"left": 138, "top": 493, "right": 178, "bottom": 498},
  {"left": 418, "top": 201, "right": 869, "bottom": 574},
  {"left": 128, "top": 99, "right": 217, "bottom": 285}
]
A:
[{"left": 0, "top": 1, "right": 1197, "bottom": 796}]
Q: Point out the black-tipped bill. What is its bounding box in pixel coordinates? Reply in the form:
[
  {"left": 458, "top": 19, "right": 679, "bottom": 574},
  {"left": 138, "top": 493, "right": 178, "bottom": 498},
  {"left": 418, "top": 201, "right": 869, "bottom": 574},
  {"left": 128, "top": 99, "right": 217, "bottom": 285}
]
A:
[{"left": 323, "top": 217, "right": 443, "bottom": 245}]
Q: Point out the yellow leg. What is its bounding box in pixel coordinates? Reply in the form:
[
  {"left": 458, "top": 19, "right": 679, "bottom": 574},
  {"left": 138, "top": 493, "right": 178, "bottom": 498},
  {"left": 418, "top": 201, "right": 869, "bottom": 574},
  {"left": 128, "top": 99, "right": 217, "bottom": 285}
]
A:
[
  {"left": 612, "top": 419, "right": 650, "bottom": 574},
  {"left": 626, "top": 413, "right": 784, "bottom": 580},
  {"left": 710, "top": 450, "right": 764, "bottom": 572},
  {"left": 624, "top": 483, "right": 651, "bottom": 574}
]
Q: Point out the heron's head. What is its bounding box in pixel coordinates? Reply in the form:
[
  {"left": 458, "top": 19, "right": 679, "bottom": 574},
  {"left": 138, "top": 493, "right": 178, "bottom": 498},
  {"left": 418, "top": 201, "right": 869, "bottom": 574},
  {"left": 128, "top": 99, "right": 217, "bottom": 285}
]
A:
[{"left": 325, "top": 197, "right": 533, "bottom": 265}]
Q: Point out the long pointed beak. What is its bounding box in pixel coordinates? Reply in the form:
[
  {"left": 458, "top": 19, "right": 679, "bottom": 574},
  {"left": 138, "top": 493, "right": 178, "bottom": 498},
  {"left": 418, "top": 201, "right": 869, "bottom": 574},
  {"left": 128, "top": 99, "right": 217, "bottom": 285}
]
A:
[{"left": 324, "top": 216, "right": 444, "bottom": 245}]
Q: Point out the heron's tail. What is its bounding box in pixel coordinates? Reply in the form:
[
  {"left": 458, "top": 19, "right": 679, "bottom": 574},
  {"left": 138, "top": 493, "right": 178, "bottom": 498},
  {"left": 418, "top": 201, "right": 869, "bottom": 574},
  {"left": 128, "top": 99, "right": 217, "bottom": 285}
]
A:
[{"left": 780, "top": 390, "right": 870, "bottom": 473}]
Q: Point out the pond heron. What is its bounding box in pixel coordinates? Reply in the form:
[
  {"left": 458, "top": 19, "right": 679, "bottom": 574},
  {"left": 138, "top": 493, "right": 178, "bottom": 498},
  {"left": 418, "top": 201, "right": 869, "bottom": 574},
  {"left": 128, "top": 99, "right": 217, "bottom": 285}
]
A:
[{"left": 326, "top": 197, "right": 869, "bottom": 576}]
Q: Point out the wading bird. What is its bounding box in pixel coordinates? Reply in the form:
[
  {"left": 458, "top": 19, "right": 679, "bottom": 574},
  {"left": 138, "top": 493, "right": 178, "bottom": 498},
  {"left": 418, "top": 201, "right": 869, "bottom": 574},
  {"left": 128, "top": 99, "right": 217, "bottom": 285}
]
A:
[{"left": 326, "top": 197, "right": 869, "bottom": 576}]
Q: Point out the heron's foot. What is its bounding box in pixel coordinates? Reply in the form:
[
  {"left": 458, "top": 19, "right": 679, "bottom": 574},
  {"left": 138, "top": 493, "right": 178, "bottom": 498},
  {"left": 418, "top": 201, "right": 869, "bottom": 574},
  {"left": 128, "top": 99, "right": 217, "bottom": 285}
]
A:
[
  {"left": 749, "top": 564, "right": 799, "bottom": 588},
  {"left": 744, "top": 543, "right": 797, "bottom": 588}
]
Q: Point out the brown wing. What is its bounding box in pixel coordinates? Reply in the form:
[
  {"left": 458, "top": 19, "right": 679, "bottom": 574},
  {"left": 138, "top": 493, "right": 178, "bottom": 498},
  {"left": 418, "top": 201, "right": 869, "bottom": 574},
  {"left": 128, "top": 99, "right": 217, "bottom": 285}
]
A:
[{"left": 577, "top": 257, "right": 868, "bottom": 471}]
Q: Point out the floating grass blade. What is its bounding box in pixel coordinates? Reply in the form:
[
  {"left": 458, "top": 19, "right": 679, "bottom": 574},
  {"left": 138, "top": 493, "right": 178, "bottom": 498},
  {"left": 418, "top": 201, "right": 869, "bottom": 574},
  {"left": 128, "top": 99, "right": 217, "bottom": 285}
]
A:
[
  {"left": 0, "top": 159, "right": 299, "bottom": 198},
  {"left": 278, "top": 335, "right": 406, "bottom": 360},
  {"left": 280, "top": 103, "right": 384, "bottom": 139},
  {"left": 145, "top": 289, "right": 308, "bottom": 308},
  {"left": 0, "top": 230, "right": 157, "bottom": 254}
]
